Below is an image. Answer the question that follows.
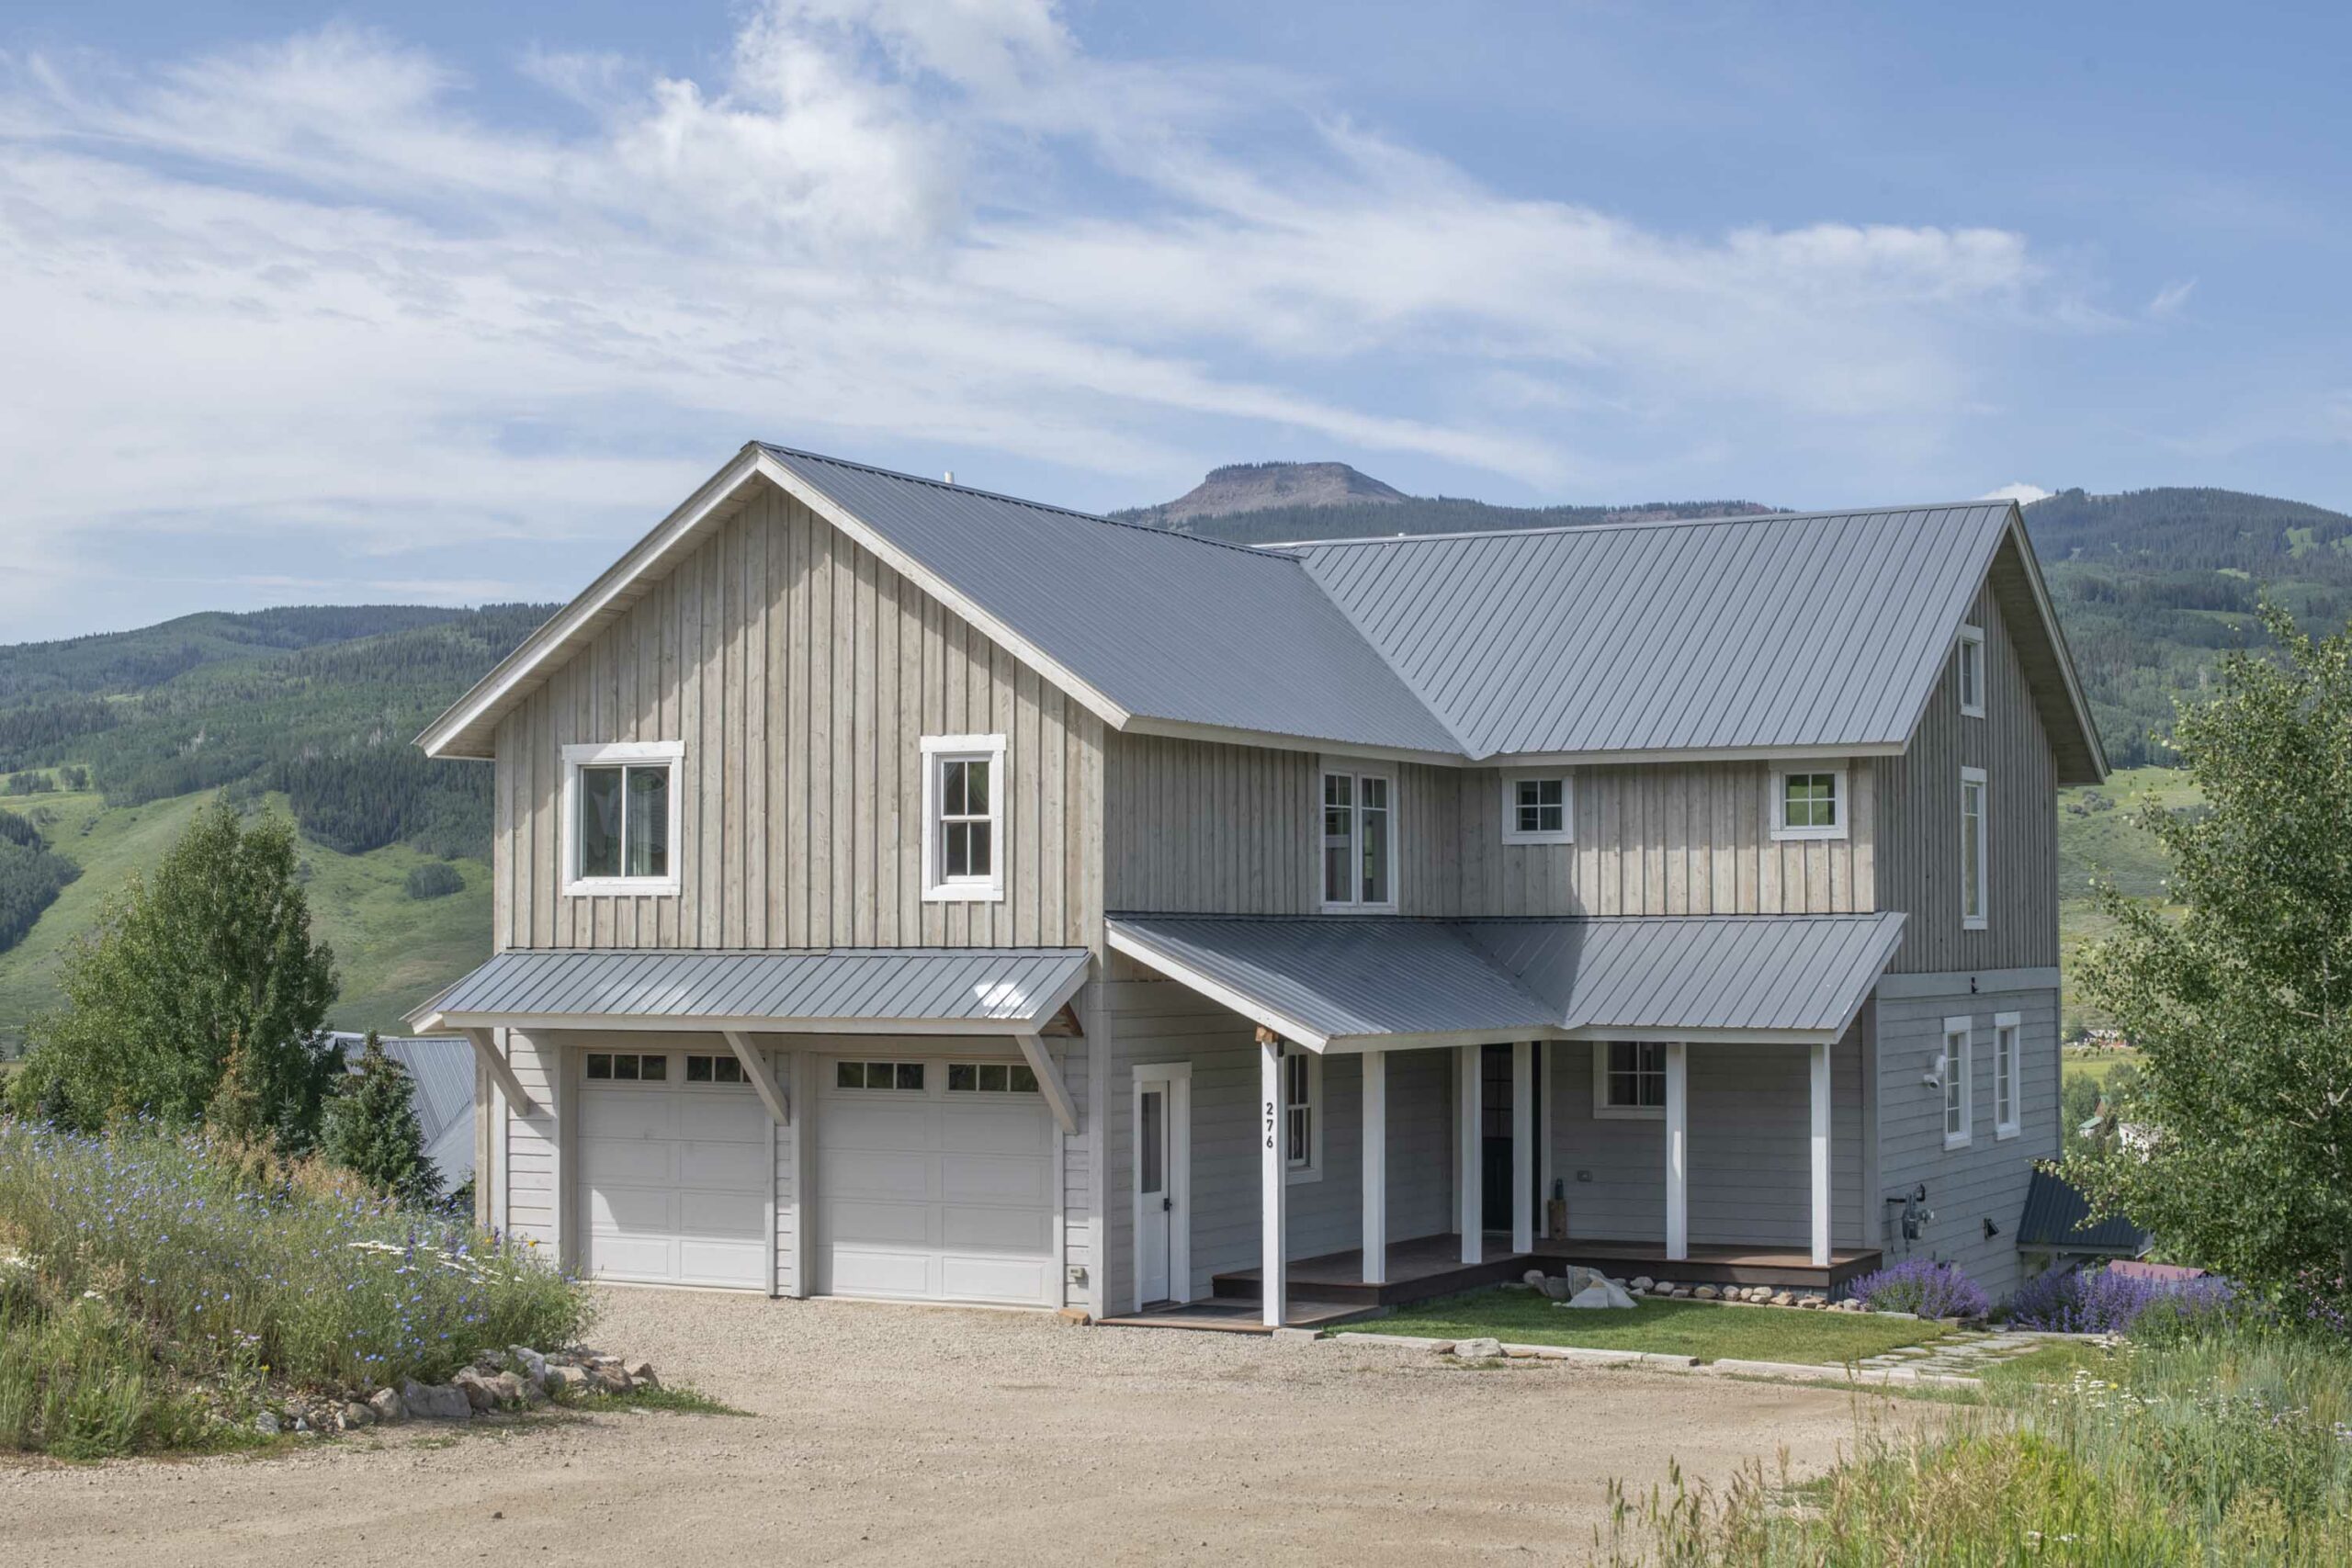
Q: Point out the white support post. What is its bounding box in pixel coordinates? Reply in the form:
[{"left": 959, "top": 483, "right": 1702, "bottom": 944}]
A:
[
  {"left": 1665, "top": 1040, "right": 1689, "bottom": 1263},
  {"left": 1510, "top": 1042, "right": 1534, "bottom": 1256},
  {"left": 1456, "top": 1044, "right": 1482, "bottom": 1265},
  {"left": 1810, "top": 1039, "right": 1833, "bottom": 1268},
  {"left": 1362, "top": 1049, "right": 1388, "bottom": 1287},
  {"left": 1260, "top": 1032, "right": 1287, "bottom": 1328}
]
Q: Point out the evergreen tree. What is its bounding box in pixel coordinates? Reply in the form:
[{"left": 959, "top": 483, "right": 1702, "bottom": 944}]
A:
[
  {"left": 8, "top": 795, "right": 342, "bottom": 1149},
  {"left": 2066, "top": 604, "right": 2352, "bottom": 1306},
  {"left": 321, "top": 1032, "right": 439, "bottom": 1206}
]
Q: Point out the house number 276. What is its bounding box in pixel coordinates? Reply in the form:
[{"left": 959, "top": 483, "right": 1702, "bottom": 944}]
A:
[{"left": 1263, "top": 1097, "right": 1276, "bottom": 1151}]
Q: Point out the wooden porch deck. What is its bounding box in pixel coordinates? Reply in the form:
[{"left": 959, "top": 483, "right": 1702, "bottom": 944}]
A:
[{"left": 1209, "top": 1232, "right": 1881, "bottom": 1313}]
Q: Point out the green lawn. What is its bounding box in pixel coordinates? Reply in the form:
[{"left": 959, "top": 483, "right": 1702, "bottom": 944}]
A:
[
  {"left": 1343, "top": 1286, "right": 1951, "bottom": 1365},
  {"left": 2063, "top": 1044, "right": 2143, "bottom": 1090}
]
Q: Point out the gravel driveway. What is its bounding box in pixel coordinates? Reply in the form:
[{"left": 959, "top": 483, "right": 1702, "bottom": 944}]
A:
[{"left": 1, "top": 1287, "right": 1901, "bottom": 1565}]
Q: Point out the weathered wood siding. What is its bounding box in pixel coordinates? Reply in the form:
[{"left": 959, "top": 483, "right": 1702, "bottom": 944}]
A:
[
  {"left": 1104, "top": 737, "right": 1875, "bottom": 916},
  {"left": 1872, "top": 985, "right": 2060, "bottom": 1303},
  {"left": 1874, "top": 579, "right": 2060, "bottom": 972},
  {"left": 492, "top": 484, "right": 1105, "bottom": 951}
]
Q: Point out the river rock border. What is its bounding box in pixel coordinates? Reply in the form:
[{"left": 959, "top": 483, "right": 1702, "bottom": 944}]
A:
[{"left": 252, "top": 1348, "right": 663, "bottom": 1437}]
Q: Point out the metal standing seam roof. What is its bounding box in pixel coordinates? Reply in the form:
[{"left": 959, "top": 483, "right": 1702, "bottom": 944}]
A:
[
  {"left": 761, "top": 446, "right": 1467, "bottom": 757},
  {"left": 2018, "top": 1166, "right": 2151, "bottom": 1256},
  {"left": 1290, "top": 504, "right": 2014, "bottom": 759},
  {"left": 1105, "top": 912, "right": 1905, "bottom": 1050},
  {"left": 405, "top": 948, "right": 1091, "bottom": 1031}
]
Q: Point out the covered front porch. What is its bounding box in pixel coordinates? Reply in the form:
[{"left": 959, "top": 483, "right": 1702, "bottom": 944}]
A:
[{"left": 1107, "top": 912, "right": 1904, "bottom": 1328}]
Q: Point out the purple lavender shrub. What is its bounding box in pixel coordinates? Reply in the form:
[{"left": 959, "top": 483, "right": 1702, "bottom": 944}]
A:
[
  {"left": 2007, "top": 1262, "right": 2237, "bottom": 1336},
  {"left": 1843, "top": 1257, "right": 1989, "bottom": 1320}
]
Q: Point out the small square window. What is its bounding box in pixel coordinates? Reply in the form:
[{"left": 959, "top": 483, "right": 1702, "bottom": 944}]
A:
[
  {"left": 1770, "top": 767, "right": 1848, "bottom": 840},
  {"left": 613, "top": 1053, "right": 639, "bottom": 1081},
  {"left": 895, "top": 1062, "right": 923, "bottom": 1091},
  {"left": 835, "top": 1061, "right": 865, "bottom": 1089},
  {"left": 639, "top": 1054, "right": 666, "bottom": 1082},
  {"left": 686, "top": 1055, "right": 713, "bottom": 1083},
  {"left": 947, "top": 1063, "right": 977, "bottom": 1091},
  {"left": 978, "top": 1063, "right": 1009, "bottom": 1092},
  {"left": 1008, "top": 1064, "right": 1038, "bottom": 1093},
  {"left": 713, "top": 1055, "right": 743, "bottom": 1085},
  {"left": 1501, "top": 772, "right": 1573, "bottom": 844},
  {"left": 564, "top": 743, "right": 682, "bottom": 894},
  {"left": 1594, "top": 1041, "right": 1667, "bottom": 1119}
]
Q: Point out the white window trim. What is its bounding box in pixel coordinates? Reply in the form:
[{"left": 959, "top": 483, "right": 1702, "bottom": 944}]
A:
[
  {"left": 1318, "top": 762, "right": 1400, "bottom": 914},
  {"left": 1283, "top": 1048, "right": 1323, "bottom": 1184},
  {"left": 1767, "top": 763, "right": 1849, "bottom": 842},
  {"left": 1993, "top": 1010, "right": 2022, "bottom": 1140},
  {"left": 921, "top": 733, "right": 1007, "bottom": 904},
  {"left": 560, "top": 740, "right": 684, "bottom": 897},
  {"left": 1942, "top": 1018, "right": 1973, "bottom": 1150},
  {"left": 1499, "top": 768, "right": 1575, "bottom": 845},
  {"left": 1956, "top": 624, "right": 1986, "bottom": 719},
  {"left": 1961, "top": 765, "right": 1989, "bottom": 931},
  {"left": 1591, "top": 1040, "right": 1667, "bottom": 1122}
]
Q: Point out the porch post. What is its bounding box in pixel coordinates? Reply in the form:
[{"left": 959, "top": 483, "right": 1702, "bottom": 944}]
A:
[
  {"left": 1362, "top": 1050, "right": 1387, "bottom": 1287},
  {"left": 1809, "top": 1040, "right": 1832, "bottom": 1268},
  {"left": 1510, "top": 1041, "right": 1534, "bottom": 1256},
  {"left": 1455, "top": 1044, "right": 1482, "bottom": 1265},
  {"left": 1664, "top": 1040, "right": 1689, "bottom": 1262},
  {"left": 1260, "top": 1030, "right": 1287, "bottom": 1328}
]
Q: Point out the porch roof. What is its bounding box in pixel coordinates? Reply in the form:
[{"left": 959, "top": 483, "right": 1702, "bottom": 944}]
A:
[
  {"left": 404, "top": 947, "right": 1091, "bottom": 1035},
  {"left": 1105, "top": 912, "right": 1905, "bottom": 1052}
]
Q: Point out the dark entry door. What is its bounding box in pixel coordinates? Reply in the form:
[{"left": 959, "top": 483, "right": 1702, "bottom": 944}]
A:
[{"left": 1479, "top": 1043, "right": 1538, "bottom": 1234}]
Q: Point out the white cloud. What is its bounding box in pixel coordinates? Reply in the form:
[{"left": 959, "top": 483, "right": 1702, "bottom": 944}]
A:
[
  {"left": 2148, "top": 278, "right": 2197, "bottom": 318},
  {"left": 1979, "top": 482, "right": 2055, "bottom": 503},
  {"left": 0, "top": 2, "right": 2082, "bottom": 637}
]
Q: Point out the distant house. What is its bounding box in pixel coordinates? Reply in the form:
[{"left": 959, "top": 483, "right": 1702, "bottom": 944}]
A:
[
  {"left": 2017, "top": 1165, "right": 2151, "bottom": 1273},
  {"left": 330, "top": 1032, "right": 475, "bottom": 1189},
  {"left": 409, "top": 443, "right": 2103, "bottom": 1323}
]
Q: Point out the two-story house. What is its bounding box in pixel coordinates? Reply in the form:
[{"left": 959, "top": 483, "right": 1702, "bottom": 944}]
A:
[{"left": 409, "top": 443, "right": 2103, "bottom": 1325}]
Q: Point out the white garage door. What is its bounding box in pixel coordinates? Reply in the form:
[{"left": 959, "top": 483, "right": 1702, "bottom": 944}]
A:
[
  {"left": 816, "top": 1056, "right": 1057, "bottom": 1307},
  {"left": 576, "top": 1047, "right": 771, "bottom": 1291}
]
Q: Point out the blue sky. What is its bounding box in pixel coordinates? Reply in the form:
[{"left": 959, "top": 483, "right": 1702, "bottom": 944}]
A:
[{"left": 3, "top": 1, "right": 2346, "bottom": 640}]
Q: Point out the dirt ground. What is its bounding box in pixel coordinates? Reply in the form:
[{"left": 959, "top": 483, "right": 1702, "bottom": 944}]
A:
[{"left": 0, "top": 1288, "right": 1909, "bottom": 1565}]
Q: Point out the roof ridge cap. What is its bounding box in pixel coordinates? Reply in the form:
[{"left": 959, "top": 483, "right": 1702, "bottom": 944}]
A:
[{"left": 1277, "top": 501, "right": 2004, "bottom": 550}]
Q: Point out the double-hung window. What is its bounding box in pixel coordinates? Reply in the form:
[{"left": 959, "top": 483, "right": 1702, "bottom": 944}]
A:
[
  {"left": 1500, "top": 771, "right": 1573, "bottom": 845},
  {"left": 1594, "top": 1041, "right": 1667, "bottom": 1120},
  {"left": 1282, "top": 1050, "right": 1321, "bottom": 1180},
  {"left": 1993, "top": 1012, "right": 2022, "bottom": 1139},
  {"left": 562, "top": 741, "right": 683, "bottom": 895},
  {"left": 1942, "top": 1019, "right": 1973, "bottom": 1149},
  {"left": 1769, "top": 765, "right": 1847, "bottom": 841},
  {"left": 1320, "top": 766, "right": 1396, "bottom": 910},
  {"left": 1956, "top": 625, "right": 1986, "bottom": 717},
  {"left": 922, "top": 734, "right": 1006, "bottom": 902},
  {"left": 1961, "top": 767, "right": 1988, "bottom": 930}
]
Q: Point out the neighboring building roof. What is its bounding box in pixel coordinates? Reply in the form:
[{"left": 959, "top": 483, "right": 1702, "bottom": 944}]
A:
[
  {"left": 2018, "top": 1166, "right": 2152, "bottom": 1257},
  {"left": 329, "top": 1032, "right": 475, "bottom": 1185},
  {"left": 405, "top": 947, "right": 1091, "bottom": 1033},
  {"left": 419, "top": 442, "right": 2105, "bottom": 779},
  {"left": 1289, "top": 506, "right": 2008, "bottom": 761},
  {"left": 1105, "top": 912, "right": 1904, "bottom": 1052}
]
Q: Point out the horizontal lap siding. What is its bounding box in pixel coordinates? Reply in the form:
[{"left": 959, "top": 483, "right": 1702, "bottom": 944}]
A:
[
  {"left": 503, "top": 1030, "right": 560, "bottom": 1252},
  {"left": 1876, "top": 575, "right": 2059, "bottom": 972},
  {"left": 1546, "top": 1030, "right": 1866, "bottom": 1250},
  {"left": 1103, "top": 738, "right": 1873, "bottom": 917},
  {"left": 1874, "top": 986, "right": 2060, "bottom": 1303},
  {"left": 493, "top": 487, "right": 1103, "bottom": 951}
]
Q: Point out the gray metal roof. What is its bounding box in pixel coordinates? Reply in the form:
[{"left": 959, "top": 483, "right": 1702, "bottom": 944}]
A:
[
  {"left": 1107, "top": 912, "right": 1904, "bottom": 1050},
  {"left": 407, "top": 947, "right": 1091, "bottom": 1031},
  {"left": 1291, "top": 506, "right": 2013, "bottom": 759},
  {"left": 331, "top": 1032, "right": 476, "bottom": 1184},
  {"left": 762, "top": 446, "right": 1465, "bottom": 756},
  {"left": 2018, "top": 1166, "right": 2150, "bottom": 1256}
]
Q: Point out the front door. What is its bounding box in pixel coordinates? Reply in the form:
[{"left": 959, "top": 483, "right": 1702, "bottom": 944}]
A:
[{"left": 1132, "top": 1065, "right": 1191, "bottom": 1306}]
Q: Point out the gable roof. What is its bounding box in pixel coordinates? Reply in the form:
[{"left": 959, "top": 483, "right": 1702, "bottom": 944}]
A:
[{"left": 419, "top": 443, "right": 2104, "bottom": 779}]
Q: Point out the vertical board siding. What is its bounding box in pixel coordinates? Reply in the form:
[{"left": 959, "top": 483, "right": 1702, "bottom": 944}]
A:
[
  {"left": 1873, "top": 986, "right": 2060, "bottom": 1303},
  {"left": 1875, "top": 566, "right": 2061, "bottom": 972},
  {"left": 492, "top": 486, "right": 1104, "bottom": 950},
  {"left": 1104, "top": 738, "right": 1875, "bottom": 917},
  {"left": 1544, "top": 1028, "right": 1867, "bottom": 1249}
]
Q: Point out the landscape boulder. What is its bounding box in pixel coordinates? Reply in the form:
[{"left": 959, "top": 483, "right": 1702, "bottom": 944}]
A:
[
  {"left": 546, "top": 1363, "right": 594, "bottom": 1395},
  {"left": 1453, "top": 1337, "right": 1505, "bottom": 1359},
  {"left": 1559, "top": 1280, "right": 1637, "bottom": 1311},
  {"left": 624, "top": 1360, "right": 660, "bottom": 1389},
  {"left": 368, "top": 1387, "right": 405, "bottom": 1424},
  {"left": 507, "top": 1346, "right": 548, "bottom": 1389},
  {"left": 400, "top": 1379, "right": 472, "bottom": 1422}
]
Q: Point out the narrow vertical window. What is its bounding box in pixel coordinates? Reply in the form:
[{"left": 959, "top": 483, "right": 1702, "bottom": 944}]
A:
[
  {"left": 1319, "top": 766, "right": 1397, "bottom": 909},
  {"left": 1994, "top": 1013, "right": 2022, "bottom": 1139},
  {"left": 1942, "top": 1020, "right": 1973, "bottom": 1149},
  {"left": 563, "top": 742, "right": 682, "bottom": 893},
  {"left": 1956, "top": 625, "right": 1985, "bottom": 718},
  {"left": 1961, "top": 767, "right": 1988, "bottom": 930},
  {"left": 1281, "top": 1050, "right": 1321, "bottom": 1179},
  {"left": 922, "top": 734, "right": 1007, "bottom": 901}
]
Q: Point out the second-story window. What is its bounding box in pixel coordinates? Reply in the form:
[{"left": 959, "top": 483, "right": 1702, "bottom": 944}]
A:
[
  {"left": 1961, "top": 767, "right": 1988, "bottom": 930},
  {"left": 1769, "top": 765, "right": 1848, "bottom": 841},
  {"left": 1500, "top": 771, "right": 1574, "bottom": 844},
  {"left": 562, "top": 740, "right": 683, "bottom": 895},
  {"left": 1320, "top": 766, "right": 1396, "bottom": 910},
  {"left": 1956, "top": 624, "right": 1986, "bottom": 717},
  {"left": 922, "top": 733, "right": 1007, "bottom": 902}
]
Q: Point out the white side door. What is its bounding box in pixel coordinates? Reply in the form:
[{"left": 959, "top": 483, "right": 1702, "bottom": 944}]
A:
[{"left": 1131, "top": 1063, "right": 1192, "bottom": 1307}]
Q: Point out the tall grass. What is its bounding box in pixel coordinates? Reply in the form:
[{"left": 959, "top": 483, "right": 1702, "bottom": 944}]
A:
[
  {"left": 0, "top": 1119, "right": 591, "bottom": 1455},
  {"left": 1601, "top": 1327, "right": 2352, "bottom": 1565}
]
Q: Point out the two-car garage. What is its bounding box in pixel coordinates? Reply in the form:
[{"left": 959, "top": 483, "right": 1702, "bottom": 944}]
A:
[{"left": 573, "top": 1047, "right": 1058, "bottom": 1308}]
